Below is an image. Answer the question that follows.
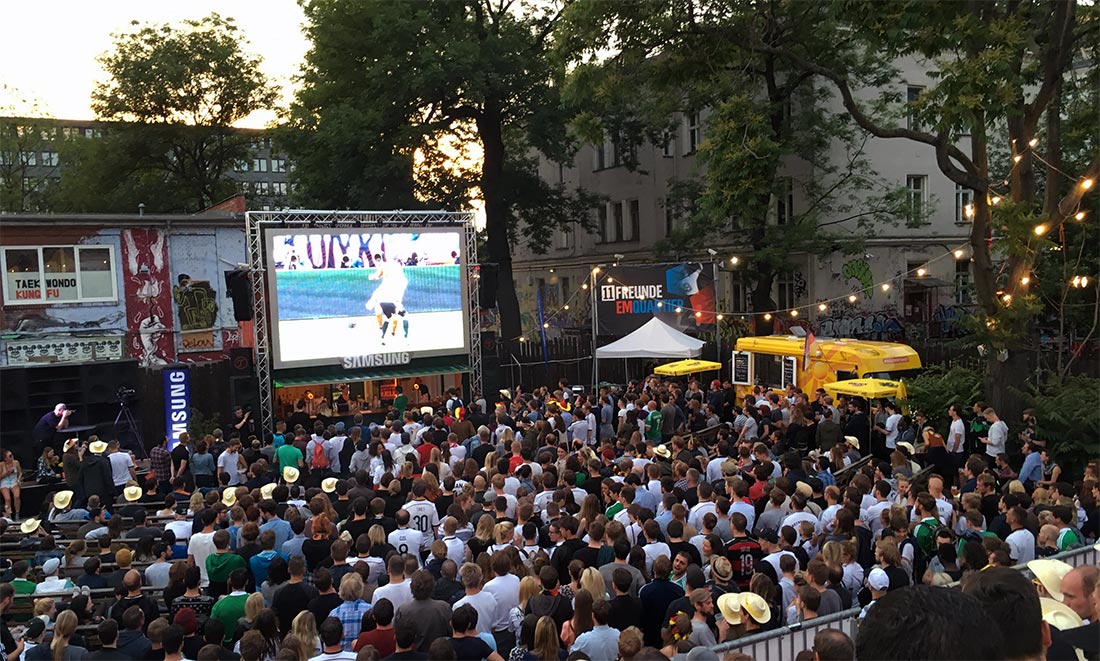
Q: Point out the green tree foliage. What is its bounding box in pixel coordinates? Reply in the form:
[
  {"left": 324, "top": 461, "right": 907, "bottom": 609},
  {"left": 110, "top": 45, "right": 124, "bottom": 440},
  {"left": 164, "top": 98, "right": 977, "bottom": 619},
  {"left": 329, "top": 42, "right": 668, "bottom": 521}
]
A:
[
  {"left": 902, "top": 366, "right": 983, "bottom": 431},
  {"left": 1021, "top": 375, "right": 1100, "bottom": 476},
  {"left": 557, "top": 1, "right": 911, "bottom": 334},
  {"left": 55, "top": 13, "right": 276, "bottom": 212},
  {"left": 0, "top": 89, "right": 60, "bottom": 212},
  {"left": 282, "top": 0, "right": 600, "bottom": 343},
  {"left": 742, "top": 0, "right": 1097, "bottom": 411}
]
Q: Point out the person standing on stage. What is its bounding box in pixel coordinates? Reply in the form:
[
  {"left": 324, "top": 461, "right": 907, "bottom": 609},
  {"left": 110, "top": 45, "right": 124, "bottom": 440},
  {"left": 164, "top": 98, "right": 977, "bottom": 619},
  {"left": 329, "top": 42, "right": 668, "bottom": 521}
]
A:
[{"left": 33, "top": 403, "right": 73, "bottom": 452}]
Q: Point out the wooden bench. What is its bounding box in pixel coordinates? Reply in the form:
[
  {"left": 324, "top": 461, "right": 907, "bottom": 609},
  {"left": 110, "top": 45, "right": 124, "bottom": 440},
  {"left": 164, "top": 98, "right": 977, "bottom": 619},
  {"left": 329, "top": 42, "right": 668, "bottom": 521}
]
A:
[
  {"left": 8, "top": 585, "right": 162, "bottom": 619},
  {"left": 687, "top": 423, "right": 728, "bottom": 449}
]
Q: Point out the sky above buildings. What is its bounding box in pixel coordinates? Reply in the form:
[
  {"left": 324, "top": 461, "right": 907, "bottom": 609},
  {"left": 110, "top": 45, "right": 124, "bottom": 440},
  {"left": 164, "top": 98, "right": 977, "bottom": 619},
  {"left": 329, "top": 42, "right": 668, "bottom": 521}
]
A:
[{"left": 1, "top": 0, "right": 310, "bottom": 128}]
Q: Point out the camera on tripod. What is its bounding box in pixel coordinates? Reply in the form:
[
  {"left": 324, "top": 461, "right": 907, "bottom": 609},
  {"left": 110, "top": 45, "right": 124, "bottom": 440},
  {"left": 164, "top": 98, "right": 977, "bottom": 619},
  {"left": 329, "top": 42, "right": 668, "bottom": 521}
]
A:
[{"left": 116, "top": 386, "right": 137, "bottom": 404}]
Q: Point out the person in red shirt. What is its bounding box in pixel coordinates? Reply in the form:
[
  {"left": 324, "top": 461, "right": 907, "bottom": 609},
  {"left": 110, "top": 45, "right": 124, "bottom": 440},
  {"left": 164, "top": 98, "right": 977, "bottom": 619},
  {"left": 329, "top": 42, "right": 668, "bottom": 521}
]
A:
[
  {"left": 354, "top": 597, "right": 396, "bottom": 656},
  {"left": 508, "top": 441, "right": 525, "bottom": 475}
]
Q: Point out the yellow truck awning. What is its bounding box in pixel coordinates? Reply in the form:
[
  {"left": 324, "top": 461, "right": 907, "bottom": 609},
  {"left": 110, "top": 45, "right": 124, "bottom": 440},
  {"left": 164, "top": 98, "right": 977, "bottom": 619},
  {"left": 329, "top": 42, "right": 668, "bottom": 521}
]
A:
[
  {"left": 822, "top": 378, "right": 908, "bottom": 400},
  {"left": 654, "top": 359, "right": 723, "bottom": 377}
]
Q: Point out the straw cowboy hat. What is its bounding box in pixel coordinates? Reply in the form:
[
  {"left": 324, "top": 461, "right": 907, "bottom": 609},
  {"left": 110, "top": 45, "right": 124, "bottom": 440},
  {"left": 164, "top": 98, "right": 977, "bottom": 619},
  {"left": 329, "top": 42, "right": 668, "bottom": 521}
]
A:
[
  {"left": 19, "top": 518, "right": 41, "bottom": 534},
  {"left": 63, "top": 438, "right": 79, "bottom": 452},
  {"left": 896, "top": 441, "right": 916, "bottom": 455},
  {"left": 654, "top": 444, "right": 672, "bottom": 459},
  {"left": 1028, "top": 558, "right": 1073, "bottom": 601},
  {"left": 843, "top": 435, "right": 861, "bottom": 450},
  {"left": 123, "top": 486, "right": 143, "bottom": 502},
  {"left": 322, "top": 478, "right": 338, "bottom": 494},
  {"left": 259, "top": 483, "right": 276, "bottom": 500},
  {"left": 1040, "top": 597, "right": 1084, "bottom": 630},
  {"left": 89, "top": 440, "right": 108, "bottom": 454},
  {"left": 717, "top": 592, "right": 772, "bottom": 626},
  {"left": 221, "top": 488, "right": 237, "bottom": 507},
  {"left": 282, "top": 466, "right": 300, "bottom": 484},
  {"left": 53, "top": 490, "right": 74, "bottom": 510}
]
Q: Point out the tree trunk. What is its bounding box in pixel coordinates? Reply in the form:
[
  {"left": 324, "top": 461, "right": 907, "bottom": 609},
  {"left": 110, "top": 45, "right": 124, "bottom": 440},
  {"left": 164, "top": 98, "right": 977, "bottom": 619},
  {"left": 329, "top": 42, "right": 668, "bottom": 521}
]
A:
[
  {"left": 751, "top": 267, "right": 777, "bottom": 336},
  {"left": 477, "top": 102, "right": 522, "bottom": 344}
]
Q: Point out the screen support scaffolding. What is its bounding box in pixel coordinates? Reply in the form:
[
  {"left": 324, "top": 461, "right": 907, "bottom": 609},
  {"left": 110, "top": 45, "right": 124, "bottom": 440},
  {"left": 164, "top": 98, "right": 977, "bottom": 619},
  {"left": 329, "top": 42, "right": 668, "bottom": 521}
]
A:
[{"left": 246, "top": 210, "right": 480, "bottom": 437}]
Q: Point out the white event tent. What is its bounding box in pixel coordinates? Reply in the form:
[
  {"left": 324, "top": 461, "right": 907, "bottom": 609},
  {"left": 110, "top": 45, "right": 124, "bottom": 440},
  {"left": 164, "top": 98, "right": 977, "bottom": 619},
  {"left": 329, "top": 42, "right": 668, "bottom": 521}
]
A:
[{"left": 594, "top": 316, "right": 705, "bottom": 359}]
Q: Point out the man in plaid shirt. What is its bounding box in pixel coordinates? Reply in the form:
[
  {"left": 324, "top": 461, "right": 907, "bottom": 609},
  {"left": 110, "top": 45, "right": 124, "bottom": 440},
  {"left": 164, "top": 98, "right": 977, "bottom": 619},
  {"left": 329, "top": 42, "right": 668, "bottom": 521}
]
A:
[
  {"left": 150, "top": 436, "right": 172, "bottom": 492},
  {"left": 328, "top": 571, "right": 371, "bottom": 650}
]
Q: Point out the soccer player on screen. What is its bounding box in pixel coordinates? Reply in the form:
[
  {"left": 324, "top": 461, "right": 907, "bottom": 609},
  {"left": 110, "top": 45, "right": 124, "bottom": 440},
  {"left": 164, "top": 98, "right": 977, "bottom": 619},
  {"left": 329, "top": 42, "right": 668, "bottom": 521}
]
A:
[{"left": 365, "top": 256, "right": 410, "bottom": 345}]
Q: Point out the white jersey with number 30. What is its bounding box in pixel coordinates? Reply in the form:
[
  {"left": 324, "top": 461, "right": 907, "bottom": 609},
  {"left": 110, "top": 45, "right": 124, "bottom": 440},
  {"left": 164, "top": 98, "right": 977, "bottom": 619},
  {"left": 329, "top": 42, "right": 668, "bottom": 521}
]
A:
[{"left": 404, "top": 500, "right": 439, "bottom": 548}]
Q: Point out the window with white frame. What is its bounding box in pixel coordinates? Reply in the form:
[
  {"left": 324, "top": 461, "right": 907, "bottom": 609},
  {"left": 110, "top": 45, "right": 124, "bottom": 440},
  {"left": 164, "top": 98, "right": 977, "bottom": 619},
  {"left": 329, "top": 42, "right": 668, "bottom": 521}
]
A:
[
  {"left": 906, "top": 175, "right": 927, "bottom": 224},
  {"left": 271, "top": 158, "right": 287, "bottom": 173},
  {"left": 906, "top": 85, "right": 924, "bottom": 131},
  {"left": 253, "top": 158, "right": 268, "bottom": 173},
  {"left": 234, "top": 159, "right": 249, "bottom": 173},
  {"left": 623, "top": 200, "right": 640, "bottom": 242},
  {"left": 730, "top": 275, "right": 749, "bottom": 313},
  {"left": 685, "top": 111, "right": 702, "bottom": 154},
  {"left": 272, "top": 182, "right": 288, "bottom": 196},
  {"left": 776, "top": 177, "right": 794, "bottom": 225},
  {"left": 2, "top": 245, "right": 118, "bottom": 305},
  {"left": 596, "top": 205, "right": 608, "bottom": 243},
  {"left": 40, "top": 152, "right": 59, "bottom": 167},
  {"left": 954, "top": 259, "right": 972, "bottom": 304},
  {"left": 612, "top": 201, "right": 624, "bottom": 242},
  {"left": 257, "top": 181, "right": 271, "bottom": 195},
  {"left": 20, "top": 151, "right": 36, "bottom": 166},
  {"left": 955, "top": 184, "right": 973, "bottom": 224},
  {"left": 661, "top": 131, "right": 674, "bottom": 158},
  {"left": 776, "top": 273, "right": 798, "bottom": 310}
]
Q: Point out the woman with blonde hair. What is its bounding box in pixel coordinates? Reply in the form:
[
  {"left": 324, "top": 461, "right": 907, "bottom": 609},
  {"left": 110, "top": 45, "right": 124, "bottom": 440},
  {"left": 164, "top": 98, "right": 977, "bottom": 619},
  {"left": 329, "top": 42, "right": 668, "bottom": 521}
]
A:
[
  {"left": 528, "top": 615, "right": 562, "bottom": 661},
  {"left": 41, "top": 609, "right": 84, "bottom": 661},
  {"left": 489, "top": 521, "right": 515, "bottom": 554},
  {"left": 427, "top": 448, "right": 451, "bottom": 482},
  {"left": 508, "top": 576, "right": 541, "bottom": 638},
  {"left": 483, "top": 451, "right": 499, "bottom": 475},
  {"left": 187, "top": 491, "right": 205, "bottom": 515},
  {"left": 468, "top": 512, "right": 495, "bottom": 560},
  {"left": 578, "top": 567, "right": 607, "bottom": 603},
  {"left": 290, "top": 611, "right": 320, "bottom": 656},
  {"left": 236, "top": 592, "right": 267, "bottom": 639},
  {"left": 278, "top": 634, "right": 309, "bottom": 661}
]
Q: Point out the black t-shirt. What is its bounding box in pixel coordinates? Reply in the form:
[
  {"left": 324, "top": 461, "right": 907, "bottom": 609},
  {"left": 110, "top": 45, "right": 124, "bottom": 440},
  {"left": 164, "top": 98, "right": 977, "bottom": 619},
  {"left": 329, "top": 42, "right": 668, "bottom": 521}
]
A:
[
  {"left": 668, "top": 541, "right": 702, "bottom": 568},
  {"left": 170, "top": 445, "right": 190, "bottom": 475},
  {"left": 34, "top": 411, "right": 64, "bottom": 441},
  {"left": 273, "top": 582, "right": 319, "bottom": 634},
  {"left": 308, "top": 593, "right": 343, "bottom": 629},
  {"left": 448, "top": 636, "right": 492, "bottom": 661},
  {"left": 571, "top": 545, "right": 601, "bottom": 569}
]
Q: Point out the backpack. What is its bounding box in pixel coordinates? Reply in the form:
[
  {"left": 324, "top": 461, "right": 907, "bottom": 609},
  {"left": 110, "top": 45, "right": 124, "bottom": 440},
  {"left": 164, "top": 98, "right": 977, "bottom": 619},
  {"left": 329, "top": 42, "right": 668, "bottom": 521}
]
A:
[
  {"left": 915, "top": 517, "right": 947, "bottom": 558},
  {"left": 312, "top": 441, "right": 329, "bottom": 469}
]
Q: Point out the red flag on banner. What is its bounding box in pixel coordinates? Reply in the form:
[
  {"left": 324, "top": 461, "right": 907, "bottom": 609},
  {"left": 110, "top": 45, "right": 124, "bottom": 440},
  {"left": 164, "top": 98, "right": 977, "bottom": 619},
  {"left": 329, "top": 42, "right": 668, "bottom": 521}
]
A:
[{"left": 803, "top": 331, "right": 816, "bottom": 371}]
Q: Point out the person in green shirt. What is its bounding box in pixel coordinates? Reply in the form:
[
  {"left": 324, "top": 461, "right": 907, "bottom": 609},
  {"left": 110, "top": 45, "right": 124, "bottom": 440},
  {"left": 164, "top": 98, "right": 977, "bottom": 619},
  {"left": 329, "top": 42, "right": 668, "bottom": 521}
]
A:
[
  {"left": 956, "top": 510, "right": 998, "bottom": 556},
  {"left": 275, "top": 442, "right": 303, "bottom": 476},
  {"left": 10, "top": 561, "right": 36, "bottom": 596},
  {"left": 210, "top": 568, "right": 251, "bottom": 644},
  {"left": 1051, "top": 505, "right": 1082, "bottom": 551},
  {"left": 206, "top": 530, "right": 246, "bottom": 598},
  {"left": 644, "top": 401, "right": 663, "bottom": 443},
  {"left": 392, "top": 385, "right": 408, "bottom": 420},
  {"left": 912, "top": 494, "right": 943, "bottom": 557}
]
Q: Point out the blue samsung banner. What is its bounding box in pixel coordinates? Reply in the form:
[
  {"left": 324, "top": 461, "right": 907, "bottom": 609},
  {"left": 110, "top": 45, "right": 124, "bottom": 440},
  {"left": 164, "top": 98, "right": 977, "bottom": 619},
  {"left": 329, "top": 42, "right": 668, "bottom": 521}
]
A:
[{"left": 163, "top": 366, "right": 191, "bottom": 451}]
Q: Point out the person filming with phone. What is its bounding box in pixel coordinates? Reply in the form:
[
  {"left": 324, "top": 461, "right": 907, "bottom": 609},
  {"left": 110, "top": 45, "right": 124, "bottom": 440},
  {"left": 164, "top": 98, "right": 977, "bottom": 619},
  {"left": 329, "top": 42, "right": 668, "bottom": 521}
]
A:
[{"left": 33, "top": 403, "right": 73, "bottom": 453}]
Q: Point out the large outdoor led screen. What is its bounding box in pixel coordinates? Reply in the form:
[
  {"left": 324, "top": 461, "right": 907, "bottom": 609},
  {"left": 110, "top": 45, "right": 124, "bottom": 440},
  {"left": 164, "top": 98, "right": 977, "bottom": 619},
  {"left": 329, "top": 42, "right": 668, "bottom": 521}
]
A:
[{"left": 266, "top": 228, "right": 468, "bottom": 369}]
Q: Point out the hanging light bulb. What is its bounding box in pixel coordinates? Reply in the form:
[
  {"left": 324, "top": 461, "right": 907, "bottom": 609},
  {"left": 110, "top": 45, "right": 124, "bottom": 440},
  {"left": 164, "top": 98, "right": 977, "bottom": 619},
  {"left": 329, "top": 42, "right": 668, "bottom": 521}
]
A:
[
  {"left": 1075, "top": 211, "right": 1086, "bottom": 221},
  {"left": 954, "top": 249, "right": 965, "bottom": 259},
  {"left": 1002, "top": 293, "right": 1012, "bottom": 303},
  {"left": 1020, "top": 276, "right": 1030, "bottom": 285},
  {"left": 991, "top": 196, "right": 1001, "bottom": 205},
  {"left": 881, "top": 283, "right": 891, "bottom": 292},
  {"left": 848, "top": 294, "right": 857, "bottom": 303},
  {"left": 607, "top": 277, "right": 614, "bottom": 283},
  {"left": 1028, "top": 138, "right": 1038, "bottom": 148},
  {"left": 592, "top": 266, "right": 601, "bottom": 274},
  {"left": 818, "top": 303, "right": 828, "bottom": 312},
  {"left": 1034, "top": 224, "right": 1049, "bottom": 236},
  {"left": 916, "top": 267, "right": 926, "bottom": 277},
  {"left": 730, "top": 256, "right": 739, "bottom": 265},
  {"left": 790, "top": 309, "right": 799, "bottom": 318},
  {"left": 694, "top": 311, "right": 702, "bottom": 318},
  {"left": 1081, "top": 178, "right": 1095, "bottom": 191},
  {"left": 543, "top": 322, "right": 549, "bottom": 328},
  {"left": 763, "top": 313, "right": 772, "bottom": 321},
  {"left": 964, "top": 204, "right": 974, "bottom": 218},
  {"left": 581, "top": 283, "right": 588, "bottom": 290},
  {"left": 1071, "top": 276, "right": 1082, "bottom": 287},
  {"left": 674, "top": 306, "right": 682, "bottom": 313},
  {"left": 1013, "top": 154, "right": 1022, "bottom": 163},
  {"left": 563, "top": 304, "right": 570, "bottom": 310},
  {"left": 1084, "top": 276, "right": 1091, "bottom": 287},
  {"left": 656, "top": 301, "right": 663, "bottom": 308},
  {"left": 716, "top": 314, "right": 724, "bottom": 321},
  {"left": 519, "top": 336, "right": 526, "bottom": 343}
]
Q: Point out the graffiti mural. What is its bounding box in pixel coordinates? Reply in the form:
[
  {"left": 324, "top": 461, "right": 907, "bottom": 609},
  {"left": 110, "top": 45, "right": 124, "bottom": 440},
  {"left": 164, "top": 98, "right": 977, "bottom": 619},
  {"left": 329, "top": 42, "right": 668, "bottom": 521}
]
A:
[
  {"left": 121, "top": 229, "right": 175, "bottom": 367},
  {"left": 173, "top": 276, "right": 218, "bottom": 331},
  {"left": 931, "top": 303, "right": 975, "bottom": 338},
  {"left": 842, "top": 258, "right": 874, "bottom": 298},
  {"left": 793, "top": 271, "right": 808, "bottom": 300},
  {"left": 815, "top": 308, "right": 905, "bottom": 341}
]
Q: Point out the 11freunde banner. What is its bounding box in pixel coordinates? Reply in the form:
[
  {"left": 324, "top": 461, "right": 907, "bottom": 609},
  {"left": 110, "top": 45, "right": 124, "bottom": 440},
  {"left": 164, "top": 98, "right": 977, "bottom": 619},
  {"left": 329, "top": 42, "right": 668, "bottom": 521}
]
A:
[
  {"left": 597, "top": 263, "right": 716, "bottom": 336},
  {"left": 163, "top": 365, "right": 191, "bottom": 451}
]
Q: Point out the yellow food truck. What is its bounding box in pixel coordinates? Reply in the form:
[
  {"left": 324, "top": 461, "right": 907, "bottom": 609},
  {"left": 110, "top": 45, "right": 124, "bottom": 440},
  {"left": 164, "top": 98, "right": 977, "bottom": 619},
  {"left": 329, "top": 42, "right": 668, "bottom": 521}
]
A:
[{"left": 731, "top": 334, "right": 921, "bottom": 398}]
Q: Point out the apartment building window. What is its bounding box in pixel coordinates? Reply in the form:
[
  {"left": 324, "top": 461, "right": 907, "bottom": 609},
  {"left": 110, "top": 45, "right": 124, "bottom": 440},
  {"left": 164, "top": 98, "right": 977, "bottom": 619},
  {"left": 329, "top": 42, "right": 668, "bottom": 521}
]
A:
[
  {"left": 554, "top": 228, "right": 571, "bottom": 250},
  {"left": 906, "top": 85, "right": 924, "bottom": 131},
  {"left": 2, "top": 245, "right": 118, "bottom": 305},
  {"left": 272, "top": 182, "right": 288, "bottom": 196},
  {"left": 955, "top": 183, "right": 973, "bottom": 224},
  {"left": 560, "top": 277, "right": 571, "bottom": 303},
  {"left": 661, "top": 131, "right": 674, "bottom": 158},
  {"left": 40, "top": 152, "right": 59, "bottom": 167},
  {"left": 81, "top": 128, "right": 101, "bottom": 139},
  {"left": 60, "top": 127, "right": 77, "bottom": 139},
  {"left": 253, "top": 158, "right": 268, "bottom": 173},
  {"left": 777, "top": 273, "right": 798, "bottom": 311},
  {"left": 685, "top": 111, "right": 701, "bottom": 154},
  {"left": 596, "top": 205, "right": 608, "bottom": 243},
  {"left": 234, "top": 159, "right": 250, "bottom": 173},
  {"left": 730, "top": 275, "right": 749, "bottom": 313},
  {"left": 906, "top": 174, "right": 927, "bottom": 224},
  {"left": 20, "top": 151, "right": 36, "bottom": 166},
  {"left": 954, "top": 259, "right": 972, "bottom": 304},
  {"left": 257, "top": 181, "right": 271, "bottom": 195},
  {"left": 612, "top": 201, "right": 624, "bottom": 242},
  {"left": 271, "top": 158, "right": 287, "bottom": 173},
  {"left": 776, "top": 178, "right": 794, "bottom": 225},
  {"left": 593, "top": 143, "right": 606, "bottom": 171}
]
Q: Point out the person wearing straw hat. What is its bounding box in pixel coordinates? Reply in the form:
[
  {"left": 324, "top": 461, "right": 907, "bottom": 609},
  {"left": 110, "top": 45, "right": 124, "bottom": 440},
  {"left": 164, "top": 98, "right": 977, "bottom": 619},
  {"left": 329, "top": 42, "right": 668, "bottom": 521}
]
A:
[
  {"left": 1029, "top": 558, "right": 1074, "bottom": 602},
  {"left": 48, "top": 490, "right": 88, "bottom": 522},
  {"left": 716, "top": 592, "right": 771, "bottom": 638},
  {"left": 962, "top": 566, "right": 1050, "bottom": 661},
  {"left": 79, "top": 438, "right": 114, "bottom": 508},
  {"left": 282, "top": 466, "right": 300, "bottom": 485}
]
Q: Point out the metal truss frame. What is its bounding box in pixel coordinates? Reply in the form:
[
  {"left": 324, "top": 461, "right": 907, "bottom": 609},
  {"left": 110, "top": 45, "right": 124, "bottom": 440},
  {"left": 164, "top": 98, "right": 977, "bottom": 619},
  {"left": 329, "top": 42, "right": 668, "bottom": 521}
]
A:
[{"left": 245, "top": 210, "right": 481, "bottom": 435}]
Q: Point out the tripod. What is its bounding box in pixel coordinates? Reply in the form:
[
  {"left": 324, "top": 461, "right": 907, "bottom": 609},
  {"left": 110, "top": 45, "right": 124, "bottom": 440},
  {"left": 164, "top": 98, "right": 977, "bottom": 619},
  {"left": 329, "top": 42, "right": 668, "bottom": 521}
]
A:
[{"left": 113, "top": 400, "right": 147, "bottom": 459}]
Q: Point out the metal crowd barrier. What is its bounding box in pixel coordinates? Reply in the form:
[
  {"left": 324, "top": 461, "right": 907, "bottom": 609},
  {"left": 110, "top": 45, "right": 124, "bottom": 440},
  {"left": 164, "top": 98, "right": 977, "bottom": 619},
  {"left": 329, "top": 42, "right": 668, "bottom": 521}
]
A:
[{"left": 710, "top": 544, "right": 1099, "bottom": 660}]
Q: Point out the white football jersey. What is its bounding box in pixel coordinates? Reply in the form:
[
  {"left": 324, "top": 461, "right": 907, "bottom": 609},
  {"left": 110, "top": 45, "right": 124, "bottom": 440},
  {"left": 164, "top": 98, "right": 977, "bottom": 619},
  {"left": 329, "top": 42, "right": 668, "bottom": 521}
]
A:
[
  {"left": 388, "top": 528, "right": 425, "bottom": 563},
  {"left": 403, "top": 500, "right": 439, "bottom": 547}
]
